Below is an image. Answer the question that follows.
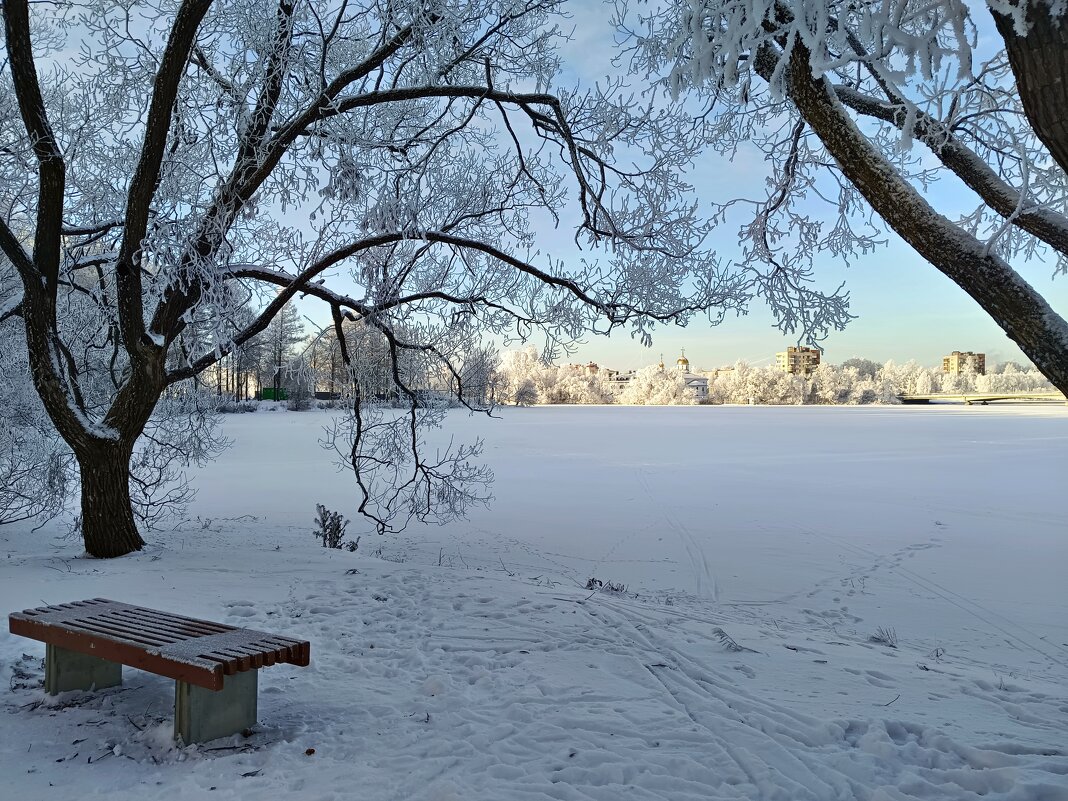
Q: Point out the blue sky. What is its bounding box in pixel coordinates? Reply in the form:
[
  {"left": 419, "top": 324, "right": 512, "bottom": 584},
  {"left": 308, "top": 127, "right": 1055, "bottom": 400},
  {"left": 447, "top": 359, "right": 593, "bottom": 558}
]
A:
[
  {"left": 286, "top": 1, "right": 1067, "bottom": 373},
  {"left": 520, "top": 1, "right": 1068, "bottom": 371}
]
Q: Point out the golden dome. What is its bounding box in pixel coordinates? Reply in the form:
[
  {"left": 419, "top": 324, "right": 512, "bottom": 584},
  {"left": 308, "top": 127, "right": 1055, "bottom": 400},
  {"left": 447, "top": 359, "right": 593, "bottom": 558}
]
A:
[{"left": 676, "top": 353, "right": 689, "bottom": 367}]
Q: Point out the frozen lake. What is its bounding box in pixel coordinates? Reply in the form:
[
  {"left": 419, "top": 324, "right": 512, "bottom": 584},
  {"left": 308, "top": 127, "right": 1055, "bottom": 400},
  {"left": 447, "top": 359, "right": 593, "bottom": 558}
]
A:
[{"left": 193, "top": 404, "right": 1068, "bottom": 645}]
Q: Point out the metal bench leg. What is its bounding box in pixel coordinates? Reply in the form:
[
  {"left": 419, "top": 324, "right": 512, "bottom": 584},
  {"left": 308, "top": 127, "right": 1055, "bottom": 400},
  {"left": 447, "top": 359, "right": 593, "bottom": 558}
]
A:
[
  {"left": 174, "top": 670, "right": 258, "bottom": 744},
  {"left": 45, "top": 644, "right": 122, "bottom": 695}
]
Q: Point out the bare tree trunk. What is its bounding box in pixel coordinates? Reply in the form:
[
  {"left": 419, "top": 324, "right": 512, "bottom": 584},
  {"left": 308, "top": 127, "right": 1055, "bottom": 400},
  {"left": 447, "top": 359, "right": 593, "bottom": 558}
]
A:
[
  {"left": 992, "top": 2, "right": 1068, "bottom": 177},
  {"left": 75, "top": 440, "right": 145, "bottom": 558},
  {"left": 273, "top": 334, "right": 281, "bottom": 397}
]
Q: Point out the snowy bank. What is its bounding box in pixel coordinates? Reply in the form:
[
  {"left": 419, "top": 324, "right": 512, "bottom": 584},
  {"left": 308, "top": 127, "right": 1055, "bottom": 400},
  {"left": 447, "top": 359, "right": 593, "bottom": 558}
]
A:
[{"left": 1, "top": 406, "right": 1066, "bottom": 800}]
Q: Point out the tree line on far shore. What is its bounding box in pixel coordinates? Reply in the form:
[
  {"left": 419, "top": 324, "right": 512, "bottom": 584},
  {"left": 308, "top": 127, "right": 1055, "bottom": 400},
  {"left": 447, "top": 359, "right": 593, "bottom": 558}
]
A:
[
  {"left": 489, "top": 348, "right": 1055, "bottom": 407},
  {"left": 244, "top": 336, "right": 1056, "bottom": 409}
]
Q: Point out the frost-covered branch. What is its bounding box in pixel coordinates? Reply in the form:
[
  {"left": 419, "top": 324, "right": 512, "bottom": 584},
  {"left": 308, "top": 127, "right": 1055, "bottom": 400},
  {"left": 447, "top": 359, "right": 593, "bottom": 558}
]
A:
[
  {"left": 831, "top": 83, "right": 1068, "bottom": 256},
  {"left": 623, "top": 0, "right": 1068, "bottom": 392},
  {"left": 3, "top": 0, "right": 761, "bottom": 555}
]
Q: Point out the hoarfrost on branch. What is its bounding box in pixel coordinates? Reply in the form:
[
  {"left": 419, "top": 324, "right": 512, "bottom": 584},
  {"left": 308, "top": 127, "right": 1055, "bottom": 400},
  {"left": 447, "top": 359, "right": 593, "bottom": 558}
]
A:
[
  {"left": 0, "top": 0, "right": 789, "bottom": 552},
  {"left": 620, "top": 0, "right": 1068, "bottom": 392}
]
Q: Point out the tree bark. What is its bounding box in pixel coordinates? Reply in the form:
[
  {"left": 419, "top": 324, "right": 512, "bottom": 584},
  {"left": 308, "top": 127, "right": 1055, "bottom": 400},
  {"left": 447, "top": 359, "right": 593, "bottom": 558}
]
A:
[
  {"left": 75, "top": 440, "right": 145, "bottom": 558},
  {"left": 992, "top": 2, "right": 1068, "bottom": 178},
  {"left": 769, "top": 43, "right": 1068, "bottom": 396}
]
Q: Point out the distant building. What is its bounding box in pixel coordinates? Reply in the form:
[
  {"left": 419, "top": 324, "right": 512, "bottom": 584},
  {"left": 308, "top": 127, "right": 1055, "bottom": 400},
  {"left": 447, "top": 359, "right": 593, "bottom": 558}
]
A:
[
  {"left": 602, "top": 368, "right": 636, "bottom": 395},
  {"left": 598, "top": 351, "right": 709, "bottom": 400},
  {"left": 943, "top": 351, "right": 986, "bottom": 375},
  {"left": 776, "top": 346, "right": 821, "bottom": 375},
  {"left": 673, "top": 350, "right": 709, "bottom": 400},
  {"left": 682, "top": 374, "right": 709, "bottom": 400}
]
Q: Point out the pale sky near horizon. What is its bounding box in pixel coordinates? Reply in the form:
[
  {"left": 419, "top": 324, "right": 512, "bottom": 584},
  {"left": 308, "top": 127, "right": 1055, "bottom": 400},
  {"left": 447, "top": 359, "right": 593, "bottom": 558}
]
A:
[{"left": 536, "top": 1, "right": 1068, "bottom": 372}]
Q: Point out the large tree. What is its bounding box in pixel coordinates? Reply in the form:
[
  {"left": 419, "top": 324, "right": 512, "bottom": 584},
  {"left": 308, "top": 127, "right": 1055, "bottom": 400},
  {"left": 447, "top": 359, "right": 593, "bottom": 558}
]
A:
[
  {"left": 1, "top": 0, "right": 802, "bottom": 557},
  {"left": 624, "top": 0, "right": 1068, "bottom": 392}
]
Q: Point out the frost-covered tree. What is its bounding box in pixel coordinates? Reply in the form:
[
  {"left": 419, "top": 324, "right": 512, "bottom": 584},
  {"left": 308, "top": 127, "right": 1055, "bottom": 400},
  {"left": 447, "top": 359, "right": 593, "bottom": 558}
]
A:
[
  {"left": 707, "top": 358, "right": 1051, "bottom": 403},
  {"left": 623, "top": 0, "right": 1068, "bottom": 393},
  {"left": 0, "top": 255, "right": 222, "bottom": 533},
  {"left": 544, "top": 366, "right": 613, "bottom": 404},
  {"left": 840, "top": 358, "right": 879, "bottom": 381},
  {"left": 451, "top": 346, "right": 498, "bottom": 407},
  {"left": 497, "top": 346, "right": 547, "bottom": 405},
  {"left": 492, "top": 347, "right": 615, "bottom": 404},
  {"left": 0, "top": 291, "right": 72, "bottom": 526},
  {"left": 1, "top": 0, "right": 755, "bottom": 557},
  {"left": 203, "top": 300, "right": 263, "bottom": 401},
  {"left": 253, "top": 301, "right": 305, "bottom": 399},
  {"left": 619, "top": 364, "right": 695, "bottom": 404}
]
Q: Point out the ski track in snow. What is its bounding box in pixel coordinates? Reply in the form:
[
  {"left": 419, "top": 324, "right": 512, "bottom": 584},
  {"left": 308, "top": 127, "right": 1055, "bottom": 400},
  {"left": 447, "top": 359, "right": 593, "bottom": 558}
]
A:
[
  {"left": 1, "top": 552, "right": 1066, "bottom": 801},
  {"left": 636, "top": 467, "right": 718, "bottom": 602}
]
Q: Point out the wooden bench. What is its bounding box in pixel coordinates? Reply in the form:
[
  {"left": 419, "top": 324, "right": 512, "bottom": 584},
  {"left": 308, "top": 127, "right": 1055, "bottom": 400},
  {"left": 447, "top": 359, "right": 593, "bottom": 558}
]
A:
[{"left": 8, "top": 598, "right": 310, "bottom": 744}]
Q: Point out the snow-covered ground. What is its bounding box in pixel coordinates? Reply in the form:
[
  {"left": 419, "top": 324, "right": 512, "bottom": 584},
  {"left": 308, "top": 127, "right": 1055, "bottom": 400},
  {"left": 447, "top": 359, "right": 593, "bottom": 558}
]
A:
[{"left": 1, "top": 405, "right": 1066, "bottom": 800}]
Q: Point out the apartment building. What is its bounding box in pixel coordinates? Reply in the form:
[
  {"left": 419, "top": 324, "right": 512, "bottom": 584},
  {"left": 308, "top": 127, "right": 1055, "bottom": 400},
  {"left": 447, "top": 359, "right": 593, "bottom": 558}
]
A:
[
  {"left": 776, "top": 346, "right": 821, "bottom": 375},
  {"left": 942, "top": 351, "right": 986, "bottom": 375}
]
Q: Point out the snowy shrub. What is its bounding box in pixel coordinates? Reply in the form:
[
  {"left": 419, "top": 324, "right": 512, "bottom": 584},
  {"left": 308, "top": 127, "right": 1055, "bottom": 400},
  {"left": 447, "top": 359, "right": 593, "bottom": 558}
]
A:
[
  {"left": 0, "top": 428, "right": 71, "bottom": 527},
  {"left": 217, "top": 401, "right": 258, "bottom": 414},
  {"left": 313, "top": 504, "right": 354, "bottom": 550},
  {"left": 513, "top": 379, "right": 539, "bottom": 406},
  {"left": 287, "top": 377, "right": 313, "bottom": 411},
  {"left": 586, "top": 577, "right": 627, "bottom": 593},
  {"left": 287, "top": 392, "right": 312, "bottom": 412},
  {"left": 0, "top": 302, "right": 75, "bottom": 526},
  {"left": 869, "top": 627, "right": 898, "bottom": 648}
]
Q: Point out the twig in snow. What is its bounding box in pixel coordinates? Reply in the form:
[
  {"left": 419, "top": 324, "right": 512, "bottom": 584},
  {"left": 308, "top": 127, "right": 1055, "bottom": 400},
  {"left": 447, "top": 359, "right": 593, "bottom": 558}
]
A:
[
  {"left": 712, "top": 628, "right": 758, "bottom": 653},
  {"left": 869, "top": 626, "right": 898, "bottom": 648},
  {"left": 880, "top": 694, "right": 901, "bottom": 707}
]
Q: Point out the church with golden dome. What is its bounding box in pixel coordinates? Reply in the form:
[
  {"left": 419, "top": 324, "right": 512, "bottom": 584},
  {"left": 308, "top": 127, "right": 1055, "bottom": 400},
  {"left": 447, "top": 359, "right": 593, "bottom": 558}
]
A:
[
  {"left": 657, "top": 350, "right": 708, "bottom": 399},
  {"left": 587, "top": 350, "right": 709, "bottom": 400}
]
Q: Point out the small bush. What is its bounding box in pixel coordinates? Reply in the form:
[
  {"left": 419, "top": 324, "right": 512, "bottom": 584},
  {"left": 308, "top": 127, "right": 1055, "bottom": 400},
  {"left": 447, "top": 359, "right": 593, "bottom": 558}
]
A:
[
  {"left": 869, "top": 626, "right": 898, "bottom": 648},
  {"left": 313, "top": 504, "right": 351, "bottom": 549},
  {"left": 217, "top": 401, "right": 257, "bottom": 414},
  {"left": 287, "top": 388, "right": 312, "bottom": 411},
  {"left": 585, "top": 577, "right": 626, "bottom": 593}
]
